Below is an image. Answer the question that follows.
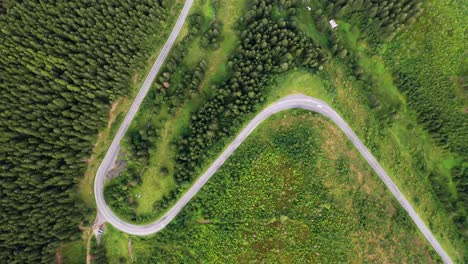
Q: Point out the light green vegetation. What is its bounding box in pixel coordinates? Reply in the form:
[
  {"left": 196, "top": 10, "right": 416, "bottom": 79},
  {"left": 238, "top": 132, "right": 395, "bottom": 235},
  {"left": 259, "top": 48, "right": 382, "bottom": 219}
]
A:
[
  {"left": 337, "top": 22, "right": 405, "bottom": 120},
  {"left": 180, "top": 0, "right": 213, "bottom": 67},
  {"left": 62, "top": 240, "right": 86, "bottom": 264},
  {"left": 266, "top": 64, "right": 464, "bottom": 260},
  {"left": 200, "top": 0, "right": 248, "bottom": 85},
  {"left": 266, "top": 70, "right": 331, "bottom": 103},
  {"left": 296, "top": 8, "right": 329, "bottom": 48},
  {"left": 103, "top": 111, "right": 439, "bottom": 262},
  {"left": 320, "top": 61, "right": 464, "bottom": 261}
]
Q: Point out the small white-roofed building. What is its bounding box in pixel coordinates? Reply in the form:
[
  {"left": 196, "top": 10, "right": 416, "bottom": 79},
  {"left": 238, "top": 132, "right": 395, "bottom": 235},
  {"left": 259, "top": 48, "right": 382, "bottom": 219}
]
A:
[{"left": 329, "top": 19, "right": 338, "bottom": 29}]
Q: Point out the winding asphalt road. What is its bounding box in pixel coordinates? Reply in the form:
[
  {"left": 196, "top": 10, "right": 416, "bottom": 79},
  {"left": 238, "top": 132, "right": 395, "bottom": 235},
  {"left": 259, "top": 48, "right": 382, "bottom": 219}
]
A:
[
  {"left": 93, "top": 1, "right": 453, "bottom": 263},
  {"left": 93, "top": 0, "right": 193, "bottom": 234}
]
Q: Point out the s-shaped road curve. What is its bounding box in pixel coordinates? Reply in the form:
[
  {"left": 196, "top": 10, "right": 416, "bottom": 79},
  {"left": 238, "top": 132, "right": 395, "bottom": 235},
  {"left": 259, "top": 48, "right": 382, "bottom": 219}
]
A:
[
  {"left": 96, "top": 95, "right": 452, "bottom": 263},
  {"left": 93, "top": 1, "right": 453, "bottom": 263},
  {"left": 93, "top": 0, "right": 193, "bottom": 234}
]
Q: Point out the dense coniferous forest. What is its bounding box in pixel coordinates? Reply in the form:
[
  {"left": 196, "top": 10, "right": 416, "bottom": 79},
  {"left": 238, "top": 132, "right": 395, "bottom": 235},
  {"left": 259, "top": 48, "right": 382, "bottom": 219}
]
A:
[
  {"left": 0, "top": 0, "right": 175, "bottom": 262},
  {"left": 305, "top": 0, "right": 424, "bottom": 71}
]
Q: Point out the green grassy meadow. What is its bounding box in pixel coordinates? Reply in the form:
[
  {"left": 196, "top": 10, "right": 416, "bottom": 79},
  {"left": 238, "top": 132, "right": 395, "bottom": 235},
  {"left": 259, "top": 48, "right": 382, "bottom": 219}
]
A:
[
  {"left": 102, "top": 111, "right": 441, "bottom": 263},
  {"left": 61, "top": 240, "right": 86, "bottom": 264}
]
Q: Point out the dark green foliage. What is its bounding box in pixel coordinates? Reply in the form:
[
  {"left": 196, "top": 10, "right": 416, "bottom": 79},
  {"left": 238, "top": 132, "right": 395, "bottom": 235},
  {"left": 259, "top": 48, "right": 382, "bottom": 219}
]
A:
[
  {"left": 305, "top": 0, "right": 424, "bottom": 59},
  {"left": 93, "top": 241, "right": 109, "bottom": 264},
  {"left": 152, "top": 189, "right": 178, "bottom": 214},
  {"left": 152, "top": 14, "right": 204, "bottom": 93},
  {"left": 451, "top": 164, "right": 468, "bottom": 232},
  {"left": 0, "top": 0, "right": 175, "bottom": 262},
  {"left": 201, "top": 19, "right": 224, "bottom": 50},
  {"left": 89, "top": 236, "right": 108, "bottom": 264},
  {"left": 128, "top": 129, "right": 152, "bottom": 163},
  {"left": 0, "top": 0, "right": 17, "bottom": 14}
]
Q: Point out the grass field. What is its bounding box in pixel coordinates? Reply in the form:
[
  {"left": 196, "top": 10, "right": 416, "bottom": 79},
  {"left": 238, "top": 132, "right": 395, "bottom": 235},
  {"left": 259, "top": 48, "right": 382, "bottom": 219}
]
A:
[
  {"left": 102, "top": 225, "right": 129, "bottom": 263},
  {"left": 292, "top": 4, "right": 467, "bottom": 258},
  {"left": 103, "top": 111, "right": 440, "bottom": 262}
]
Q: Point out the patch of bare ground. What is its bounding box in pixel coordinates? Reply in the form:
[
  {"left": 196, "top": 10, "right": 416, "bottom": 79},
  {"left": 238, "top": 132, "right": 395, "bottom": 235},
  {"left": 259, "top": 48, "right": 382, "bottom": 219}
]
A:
[
  {"left": 55, "top": 248, "right": 63, "bottom": 264},
  {"left": 107, "top": 100, "right": 120, "bottom": 128},
  {"left": 197, "top": 219, "right": 213, "bottom": 224},
  {"left": 362, "top": 231, "right": 392, "bottom": 263},
  {"left": 413, "top": 237, "right": 438, "bottom": 264},
  {"left": 315, "top": 116, "right": 400, "bottom": 214},
  {"left": 93, "top": 132, "right": 103, "bottom": 148},
  {"left": 131, "top": 73, "right": 140, "bottom": 85},
  {"left": 90, "top": 99, "right": 120, "bottom": 150},
  {"left": 146, "top": 53, "right": 158, "bottom": 65},
  {"left": 128, "top": 239, "right": 134, "bottom": 263}
]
